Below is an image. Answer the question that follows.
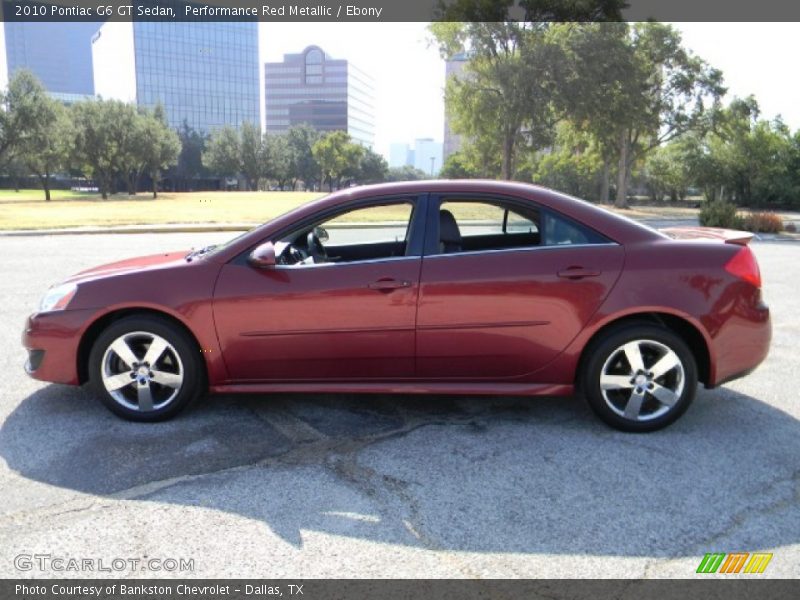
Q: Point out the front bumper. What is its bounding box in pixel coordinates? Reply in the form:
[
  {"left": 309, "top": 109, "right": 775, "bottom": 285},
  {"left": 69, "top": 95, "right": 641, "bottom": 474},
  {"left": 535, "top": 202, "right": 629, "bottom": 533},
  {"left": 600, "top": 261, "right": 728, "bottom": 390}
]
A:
[{"left": 22, "top": 309, "right": 96, "bottom": 385}]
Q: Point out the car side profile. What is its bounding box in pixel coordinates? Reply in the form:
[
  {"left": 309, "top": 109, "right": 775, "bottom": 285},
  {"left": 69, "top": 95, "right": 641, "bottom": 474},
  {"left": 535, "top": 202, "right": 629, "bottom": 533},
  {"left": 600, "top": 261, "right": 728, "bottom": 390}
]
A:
[{"left": 22, "top": 181, "right": 771, "bottom": 431}]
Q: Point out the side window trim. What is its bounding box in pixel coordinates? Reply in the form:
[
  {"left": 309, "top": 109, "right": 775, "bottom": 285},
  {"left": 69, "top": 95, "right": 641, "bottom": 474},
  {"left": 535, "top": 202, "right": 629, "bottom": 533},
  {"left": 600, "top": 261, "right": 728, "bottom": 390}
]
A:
[
  {"left": 231, "top": 193, "right": 428, "bottom": 267},
  {"left": 423, "top": 194, "right": 613, "bottom": 258}
]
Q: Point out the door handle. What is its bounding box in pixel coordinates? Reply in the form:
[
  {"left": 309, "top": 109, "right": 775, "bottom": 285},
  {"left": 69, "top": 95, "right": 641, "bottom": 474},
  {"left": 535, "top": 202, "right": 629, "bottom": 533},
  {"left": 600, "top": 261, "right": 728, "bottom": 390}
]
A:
[
  {"left": 368, "top": 278, "right": 412, "bottom": 291},
  {"left": 557, "top": 267, "right": 601, "bottom": 280}
]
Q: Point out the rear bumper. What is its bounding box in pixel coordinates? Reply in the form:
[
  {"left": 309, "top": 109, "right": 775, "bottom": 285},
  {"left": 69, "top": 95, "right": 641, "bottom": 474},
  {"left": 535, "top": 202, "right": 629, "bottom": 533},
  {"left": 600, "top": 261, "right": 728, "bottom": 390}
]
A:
[
  {"left": 707, "top": 296, "right": 771, "bottom": 387},
  {"left": 22, "top": 309, "right": 95, "bottom": 385}
]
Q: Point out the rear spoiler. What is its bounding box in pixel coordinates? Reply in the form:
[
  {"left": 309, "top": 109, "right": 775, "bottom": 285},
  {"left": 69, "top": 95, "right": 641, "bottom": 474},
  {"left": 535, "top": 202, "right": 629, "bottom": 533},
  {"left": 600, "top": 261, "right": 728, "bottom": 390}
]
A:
[{"left": 658, "top": 227, "right": 754, "bottom": 246}]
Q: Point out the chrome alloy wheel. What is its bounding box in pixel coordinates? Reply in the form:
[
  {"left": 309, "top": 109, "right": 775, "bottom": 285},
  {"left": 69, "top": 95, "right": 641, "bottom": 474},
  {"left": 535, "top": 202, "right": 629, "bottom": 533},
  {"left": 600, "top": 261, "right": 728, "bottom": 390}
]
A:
[
  {"left": 599, "top": 339, "right": 685, "bottom": 422},
  {"left": 101, "top": 331, "right": 184, "bottom": 412}
]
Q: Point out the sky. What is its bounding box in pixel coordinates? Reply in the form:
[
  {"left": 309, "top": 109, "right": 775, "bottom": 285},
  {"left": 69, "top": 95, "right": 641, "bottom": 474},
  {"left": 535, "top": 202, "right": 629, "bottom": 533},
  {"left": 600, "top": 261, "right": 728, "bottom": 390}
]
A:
[{"left": 260, "top": 22, "right": 800, "bottom": 161}]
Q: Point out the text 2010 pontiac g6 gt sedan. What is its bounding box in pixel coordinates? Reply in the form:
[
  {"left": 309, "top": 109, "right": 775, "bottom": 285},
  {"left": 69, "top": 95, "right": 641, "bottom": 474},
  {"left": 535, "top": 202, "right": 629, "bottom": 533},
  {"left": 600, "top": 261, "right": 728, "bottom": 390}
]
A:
[{"left": 22, "top": 181, "right": 771, "bottom": 431}]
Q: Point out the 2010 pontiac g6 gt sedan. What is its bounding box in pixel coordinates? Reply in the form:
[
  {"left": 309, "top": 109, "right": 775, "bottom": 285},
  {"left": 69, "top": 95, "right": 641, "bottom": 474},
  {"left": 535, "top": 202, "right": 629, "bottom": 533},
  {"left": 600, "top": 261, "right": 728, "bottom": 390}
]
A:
[{"left": 22, "top": 181, "right": 771, "bottom": 432}]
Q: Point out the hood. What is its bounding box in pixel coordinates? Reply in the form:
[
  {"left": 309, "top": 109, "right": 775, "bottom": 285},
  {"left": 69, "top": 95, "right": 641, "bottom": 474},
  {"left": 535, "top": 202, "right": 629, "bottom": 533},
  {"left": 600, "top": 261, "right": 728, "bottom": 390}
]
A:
[
  {"left": 64, "top": 250, "right": 189, "bottom": 283},
  {"left": 659, "top": 227, "right": 754, "bottom": 246}
]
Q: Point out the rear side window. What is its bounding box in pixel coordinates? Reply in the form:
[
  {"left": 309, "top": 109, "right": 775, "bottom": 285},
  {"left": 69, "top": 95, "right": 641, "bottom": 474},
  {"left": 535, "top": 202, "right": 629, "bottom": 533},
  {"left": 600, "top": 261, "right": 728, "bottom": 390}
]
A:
[{"left": 542, "top": 211, "right": 609, "bottom": 246}]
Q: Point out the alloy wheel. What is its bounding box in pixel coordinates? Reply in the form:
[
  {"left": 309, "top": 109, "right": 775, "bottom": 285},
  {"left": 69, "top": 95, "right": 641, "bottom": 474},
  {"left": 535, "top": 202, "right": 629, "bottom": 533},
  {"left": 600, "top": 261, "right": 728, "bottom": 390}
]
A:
[
  {"left": 101, "top": 331, "right": 184, "bottom": 412},
  {"left": 599, "top": 339, "right": 685, "bottom": 422}
]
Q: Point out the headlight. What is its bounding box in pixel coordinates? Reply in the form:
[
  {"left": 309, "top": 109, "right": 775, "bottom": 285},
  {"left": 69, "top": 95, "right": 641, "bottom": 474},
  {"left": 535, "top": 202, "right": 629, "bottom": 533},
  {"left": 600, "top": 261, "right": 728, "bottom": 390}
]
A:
[{"left": 39, "top": 283, "right": 78, "bottom": 313}]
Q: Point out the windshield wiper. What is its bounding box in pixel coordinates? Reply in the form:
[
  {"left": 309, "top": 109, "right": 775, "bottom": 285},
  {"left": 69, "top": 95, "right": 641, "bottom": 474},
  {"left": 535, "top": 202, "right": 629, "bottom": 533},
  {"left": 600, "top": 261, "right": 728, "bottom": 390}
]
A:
[{"left": 185, "top": 245, "right": 217, "bottom": 262}]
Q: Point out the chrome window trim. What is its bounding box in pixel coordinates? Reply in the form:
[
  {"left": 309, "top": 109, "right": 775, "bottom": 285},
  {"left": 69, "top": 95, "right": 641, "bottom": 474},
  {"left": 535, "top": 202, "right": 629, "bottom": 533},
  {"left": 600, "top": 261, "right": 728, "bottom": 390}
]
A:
[
  {"left": 423, "top": 242, "right": 619, "bottom": 260},
  {"left": 274, "top": 254, "right": 420, "bottom": 270}
]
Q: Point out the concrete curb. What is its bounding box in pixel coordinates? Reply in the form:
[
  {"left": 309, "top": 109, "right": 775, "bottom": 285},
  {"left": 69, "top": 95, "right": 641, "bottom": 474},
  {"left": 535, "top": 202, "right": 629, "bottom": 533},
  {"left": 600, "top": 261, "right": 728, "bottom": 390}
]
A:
[{"left": 0, "top": 224, "right": 254, "bottom": 236}]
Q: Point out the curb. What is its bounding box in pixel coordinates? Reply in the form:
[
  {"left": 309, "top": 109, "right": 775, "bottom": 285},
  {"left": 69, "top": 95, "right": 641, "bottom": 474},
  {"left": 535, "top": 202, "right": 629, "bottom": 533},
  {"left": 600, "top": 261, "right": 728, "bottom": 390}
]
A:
[{"left": 0, "top": 224, "right": 254, "bottom": 237}]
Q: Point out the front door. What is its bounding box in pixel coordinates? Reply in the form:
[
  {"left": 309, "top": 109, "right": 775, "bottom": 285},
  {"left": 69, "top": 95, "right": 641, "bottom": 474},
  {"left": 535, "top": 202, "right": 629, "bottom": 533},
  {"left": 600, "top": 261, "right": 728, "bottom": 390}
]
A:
[{"left": 213, "top": 198, "right": 423, "bottom": 381}]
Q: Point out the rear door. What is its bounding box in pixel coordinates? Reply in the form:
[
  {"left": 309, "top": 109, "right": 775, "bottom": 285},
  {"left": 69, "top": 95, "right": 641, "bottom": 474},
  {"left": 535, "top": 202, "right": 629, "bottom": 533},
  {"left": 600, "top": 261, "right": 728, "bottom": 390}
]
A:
[{"left": 415, "top": 196, "right": 624, "bottom": 379}]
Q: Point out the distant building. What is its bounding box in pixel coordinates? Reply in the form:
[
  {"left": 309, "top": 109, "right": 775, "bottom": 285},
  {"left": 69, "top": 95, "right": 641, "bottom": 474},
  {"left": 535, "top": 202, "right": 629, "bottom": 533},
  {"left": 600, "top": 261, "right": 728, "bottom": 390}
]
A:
[
  {"left": 264, "top": 45, "right": 375, "bottom": 147},
  {"left": 389, "top": 143, "right": 414, "bottom": 168},
  {"left": 2, "top": 22, "right": 98, "bottom": 101},
  {"left": 92, "top": 22, "right": 261, "bottom": 133},
  {"left": 443, "top": 52, "right": 470, "bottom": 161},
  {"left": 413, "top": 138, "right": 443, "bottom": 176}
]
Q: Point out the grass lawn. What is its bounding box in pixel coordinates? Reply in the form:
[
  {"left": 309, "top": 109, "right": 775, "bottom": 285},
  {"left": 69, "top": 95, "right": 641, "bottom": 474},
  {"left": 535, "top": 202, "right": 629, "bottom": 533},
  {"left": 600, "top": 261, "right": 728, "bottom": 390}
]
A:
[
  {"left": 0, "top": 188, "right": 713, "bottom": 231},
  {"left": 0, "top": 190, "right": 324, "bottom": 230}
]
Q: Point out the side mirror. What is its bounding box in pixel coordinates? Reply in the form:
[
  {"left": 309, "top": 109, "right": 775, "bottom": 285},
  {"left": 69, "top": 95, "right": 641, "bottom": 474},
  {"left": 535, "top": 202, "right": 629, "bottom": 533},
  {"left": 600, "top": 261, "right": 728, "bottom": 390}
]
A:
[{"left": 248, "top": 242, "right": 276, "bottom": 268}]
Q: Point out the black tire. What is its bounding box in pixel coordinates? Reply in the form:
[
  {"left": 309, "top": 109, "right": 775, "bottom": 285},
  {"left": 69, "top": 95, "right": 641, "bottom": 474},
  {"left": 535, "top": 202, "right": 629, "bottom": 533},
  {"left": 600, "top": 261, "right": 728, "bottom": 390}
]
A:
[
  {"left": 580, "top": 323, "right": 697, "bottom": 433},
  {"left": 88, "top": 315, "right": 206, "bottom": 422}
]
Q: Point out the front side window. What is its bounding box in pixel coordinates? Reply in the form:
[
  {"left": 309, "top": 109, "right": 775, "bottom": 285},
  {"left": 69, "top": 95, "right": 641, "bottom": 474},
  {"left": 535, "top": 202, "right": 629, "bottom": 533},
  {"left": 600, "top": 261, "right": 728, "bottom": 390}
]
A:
[{"left": 275, "top": 201, "right": 415, "bottom": 266}]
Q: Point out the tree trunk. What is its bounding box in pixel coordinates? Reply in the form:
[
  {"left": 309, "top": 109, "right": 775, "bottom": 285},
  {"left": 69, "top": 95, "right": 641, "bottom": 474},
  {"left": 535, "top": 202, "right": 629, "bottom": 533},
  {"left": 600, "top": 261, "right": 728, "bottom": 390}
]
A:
[
  {"left": 600, "top": 159, "right": 610, "bottom": 204},
  {"left": 501, "top": 130, "right": 514, "bottom": 180},
  {"left": 152, "top": 173, "right": 158, "bottom": 199},
  {"left": 615, "top": 131, "right": 630, "bottom": 209}
]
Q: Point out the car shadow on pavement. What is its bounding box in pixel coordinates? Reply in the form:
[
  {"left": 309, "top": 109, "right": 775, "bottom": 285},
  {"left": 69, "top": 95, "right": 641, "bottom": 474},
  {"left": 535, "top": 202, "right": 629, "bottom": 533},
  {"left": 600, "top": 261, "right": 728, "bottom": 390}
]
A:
[{"left": 1, "top": 383, "right": 799, "bottom": 556}]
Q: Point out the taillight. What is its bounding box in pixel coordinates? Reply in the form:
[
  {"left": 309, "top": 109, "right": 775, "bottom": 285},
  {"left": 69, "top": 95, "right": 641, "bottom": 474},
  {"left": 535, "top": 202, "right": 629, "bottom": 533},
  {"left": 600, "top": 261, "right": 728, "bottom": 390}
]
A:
[{"left": 724, "top": 246, "right": 761, "bottom": 288}]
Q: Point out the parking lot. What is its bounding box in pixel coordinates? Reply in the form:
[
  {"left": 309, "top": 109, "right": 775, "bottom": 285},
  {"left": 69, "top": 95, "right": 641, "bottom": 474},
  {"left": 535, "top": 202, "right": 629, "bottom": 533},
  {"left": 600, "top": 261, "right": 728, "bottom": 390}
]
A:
[{"left": 0, "top": 232, "right": 798, "bottom": 578}]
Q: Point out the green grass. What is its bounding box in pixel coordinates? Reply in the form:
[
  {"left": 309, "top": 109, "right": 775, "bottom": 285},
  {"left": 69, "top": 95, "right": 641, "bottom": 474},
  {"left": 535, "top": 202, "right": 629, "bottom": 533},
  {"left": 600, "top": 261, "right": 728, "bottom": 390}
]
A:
[
  {"left": 0, "top": 188, "right": 721, "bottom": 231},
  {"left": 0, "top": 190, "right": 324, "bottom": 230}
]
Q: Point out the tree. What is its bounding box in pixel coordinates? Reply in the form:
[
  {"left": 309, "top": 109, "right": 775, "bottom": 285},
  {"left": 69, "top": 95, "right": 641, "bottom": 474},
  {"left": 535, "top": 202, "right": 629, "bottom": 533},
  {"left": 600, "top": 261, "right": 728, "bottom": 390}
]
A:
[
  {"left": 439, "top": 151, "right": 481, "bottom": 179},
  {"left": 385, "top": 165, "right": 429, "bottom": 182},
  {"left": 357, "top": 148, "right": 388, "bottom": 184},
  {"left": 261, "top": 133, "right": 292, "bottom": 190},
  {"left": 172, "top": 121, "right": 208, "bottom": 191},
  {"left": 612, "top": 24, "right": 723, "bottom": 208},
  {"left": 0, "top": 70, "right": 55, "bottom": 165},
  {"left": 22, "top": 98, "right": 74, "bottom": 201},
  {"left": 312, "top": 131, "right": 364, "bottom": 191},
  {"left": 72, "top": 99, "right": 140, "bottom": 199},
  {"left": 203, "top": 125, "right": 241, "bottom": 186},
  {"left": 239, "top": 121, "right": 262, "bottom": 191},
  {"left": 139, "top": 106, "right": 181, "bottom": 198},
  {"left": 430, "top": 3, "right": 624, "bottom": 180},
  {"left": 286, "top": 124, "right": 320, "bottom": 190}
]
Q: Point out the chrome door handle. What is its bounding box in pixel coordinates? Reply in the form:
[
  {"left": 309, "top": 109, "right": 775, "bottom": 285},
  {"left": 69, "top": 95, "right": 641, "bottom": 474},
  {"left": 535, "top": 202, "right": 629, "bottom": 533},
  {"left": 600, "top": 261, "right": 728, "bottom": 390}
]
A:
[
  {"left": 368, "top": 279, "right": 411, "bottom": 291},
  {"left": 557, "top": 267, "right": 601, "bottom": 280}
]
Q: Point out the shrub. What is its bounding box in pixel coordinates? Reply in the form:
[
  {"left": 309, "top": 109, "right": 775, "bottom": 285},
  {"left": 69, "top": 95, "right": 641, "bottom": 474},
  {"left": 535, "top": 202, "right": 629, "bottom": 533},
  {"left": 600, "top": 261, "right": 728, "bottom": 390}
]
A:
[
  {"left": 742, "top": 211, "right": 783, "bottom": 233},
  {"left": 786, "top": 222, "right": 797, "bottom": 233},
  {"left": 699, "top": 200, "right": 743, "bottom": 229}
]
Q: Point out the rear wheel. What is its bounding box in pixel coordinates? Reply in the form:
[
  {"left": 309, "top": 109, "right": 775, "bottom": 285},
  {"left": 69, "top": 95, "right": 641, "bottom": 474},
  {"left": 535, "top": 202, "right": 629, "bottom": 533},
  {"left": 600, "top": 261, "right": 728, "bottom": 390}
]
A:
[
  {"left": 581, "top": 324, "right": 697, "bottom": 432},
  {"left": 88, "top": 315, "right": 205, "bottom": 421}
]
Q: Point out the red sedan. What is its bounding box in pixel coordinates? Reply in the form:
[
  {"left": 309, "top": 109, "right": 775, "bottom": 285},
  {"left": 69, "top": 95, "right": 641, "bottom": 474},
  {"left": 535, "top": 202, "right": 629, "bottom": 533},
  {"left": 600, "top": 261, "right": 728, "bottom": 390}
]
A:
[{"left": 22, "top": 181, "right": 771, "bottom": 432}]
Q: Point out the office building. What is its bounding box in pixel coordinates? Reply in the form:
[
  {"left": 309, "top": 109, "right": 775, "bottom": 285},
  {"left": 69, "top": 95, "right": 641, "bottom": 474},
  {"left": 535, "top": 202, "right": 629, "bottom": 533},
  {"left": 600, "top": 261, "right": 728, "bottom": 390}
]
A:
[
  {"left": 2, "top": 22, "right": 98, "bottom": 101},
  {"left": 443, "top": 52, "right": 469, "bottom": 160},
  {"left": 92, "top": 21, "right": 260, "bottom": 133},
  {"left": 413, "top": 138, "right": 443, "bottom": 176},
  {"left": 264, "top": 45, "right": 375, "bottom": 147},
  {"left": 389, "top": 143, "right": 414, "bottom": 169}
]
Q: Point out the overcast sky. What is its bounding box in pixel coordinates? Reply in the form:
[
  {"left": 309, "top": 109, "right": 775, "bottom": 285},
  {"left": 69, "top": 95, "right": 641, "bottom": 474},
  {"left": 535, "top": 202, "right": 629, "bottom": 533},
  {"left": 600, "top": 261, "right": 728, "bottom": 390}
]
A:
[{"left": 260, "top": 22, "right": 800, "bottom": 160}]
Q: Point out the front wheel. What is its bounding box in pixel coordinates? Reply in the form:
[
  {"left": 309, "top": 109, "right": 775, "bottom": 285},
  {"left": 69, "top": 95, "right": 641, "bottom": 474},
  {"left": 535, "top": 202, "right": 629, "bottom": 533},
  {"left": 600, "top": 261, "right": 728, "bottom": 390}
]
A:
[
  {"left": 581, "top": 324, "right": 697, "bottom": 432},
  {"left": 88, "top": 315, "right": 205, "bottom": 421}
]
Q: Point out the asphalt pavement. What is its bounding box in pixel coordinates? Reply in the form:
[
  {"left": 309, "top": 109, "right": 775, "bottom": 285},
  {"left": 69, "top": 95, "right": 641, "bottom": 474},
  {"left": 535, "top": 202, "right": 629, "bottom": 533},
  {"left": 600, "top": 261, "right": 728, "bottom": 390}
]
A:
[{"left": 0, "top": 232, "right": 798, "bottom": 578}]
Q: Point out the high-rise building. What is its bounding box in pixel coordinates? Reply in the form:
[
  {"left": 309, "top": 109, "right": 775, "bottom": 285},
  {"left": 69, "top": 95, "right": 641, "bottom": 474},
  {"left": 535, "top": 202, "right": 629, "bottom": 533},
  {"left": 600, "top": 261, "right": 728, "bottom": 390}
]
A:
[
  {"left": 443, "top": 52, "right": 470, "bottom": 161},
  {"left": 92, "top": 21, "right": 260, "bottom": 133},
  {"left": 264, "top": 45, "right": 375, "bottom": 147},
  {"left": 2, "top": 22, "right": 98, "bottom": 102},
  {"left": 389, "top": 143, "right": 413, "bottom": 169},
  {"left": 413, "top": 138, "right": 443, "bottom": 176}
]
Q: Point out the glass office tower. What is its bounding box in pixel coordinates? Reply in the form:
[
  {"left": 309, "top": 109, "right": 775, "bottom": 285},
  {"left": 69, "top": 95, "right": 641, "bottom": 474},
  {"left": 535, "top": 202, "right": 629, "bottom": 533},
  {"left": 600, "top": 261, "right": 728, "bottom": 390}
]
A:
[
  {"left": 3, "top": 22, "right": 98, "bottom": 101},
  {"left": 92, "top": 21, "right": 260, "bottom": 133},
  {"left": 264, "top": 45, "right": 375, "bottom": 147}
]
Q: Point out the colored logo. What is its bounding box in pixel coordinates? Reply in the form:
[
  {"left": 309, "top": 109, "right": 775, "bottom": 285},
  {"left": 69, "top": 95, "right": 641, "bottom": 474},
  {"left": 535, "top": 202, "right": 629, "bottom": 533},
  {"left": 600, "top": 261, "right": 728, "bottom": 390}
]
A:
[{"left": 696, "top": 552, "right": 773, "bottom": 574}]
